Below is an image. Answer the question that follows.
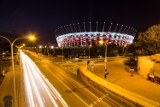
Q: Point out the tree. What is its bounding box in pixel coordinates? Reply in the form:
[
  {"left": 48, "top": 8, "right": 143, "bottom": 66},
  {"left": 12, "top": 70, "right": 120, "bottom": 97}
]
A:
[
  {"left": 132, "top": 24, "right": 160, "bottom": 56},
  {"left": 107, "top": 43, "right": 118, "bottom": 56}
]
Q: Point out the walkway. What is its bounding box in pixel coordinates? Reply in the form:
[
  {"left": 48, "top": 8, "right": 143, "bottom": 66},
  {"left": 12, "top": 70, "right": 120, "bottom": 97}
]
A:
[{"left": 90, "top": 57, "right": 160, "bottom": 103}]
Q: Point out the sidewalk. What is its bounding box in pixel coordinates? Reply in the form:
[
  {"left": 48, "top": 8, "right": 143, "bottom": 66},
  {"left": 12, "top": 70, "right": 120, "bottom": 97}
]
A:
[
  {"left": 0, "top": 59, "right": 25, "bottom": 107},
  {"left": 91, "top": 57, "right": 160, "bottom": 103},
  {"left": 0, "top": 67, "right": 13, "bottom": 107}
]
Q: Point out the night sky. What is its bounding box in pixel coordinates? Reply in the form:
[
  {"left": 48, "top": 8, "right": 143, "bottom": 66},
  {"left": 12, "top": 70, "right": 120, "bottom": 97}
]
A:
[{"left": 0, "top": 0, "right": 160, "bottom": 45}]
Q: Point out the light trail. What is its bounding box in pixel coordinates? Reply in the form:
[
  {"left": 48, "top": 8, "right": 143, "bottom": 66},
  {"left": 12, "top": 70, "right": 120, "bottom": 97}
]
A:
[{"left": 20, "top": 50, "right": 68, "bottom": 107}]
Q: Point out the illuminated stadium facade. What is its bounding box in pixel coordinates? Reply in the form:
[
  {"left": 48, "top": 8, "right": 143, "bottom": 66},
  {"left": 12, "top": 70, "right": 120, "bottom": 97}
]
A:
[{"left": 55, "top": 22, "right": 137, "bottom": 48}]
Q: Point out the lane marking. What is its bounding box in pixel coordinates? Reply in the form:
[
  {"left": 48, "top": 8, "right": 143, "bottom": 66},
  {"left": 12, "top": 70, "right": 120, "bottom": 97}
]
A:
[{"left": 42, "top": 97, "right": 45, "bottom": 103}]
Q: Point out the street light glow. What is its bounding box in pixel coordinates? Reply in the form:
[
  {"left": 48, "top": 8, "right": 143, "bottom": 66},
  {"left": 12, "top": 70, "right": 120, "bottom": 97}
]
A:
[
  {"left": 51, "top": 46, "right": 54, "bottom": 49},
  {"left": 89, "top": 44, "right": 92, "bottom": 48},
  {"left": 29, "top": 36, "right": 36, "bottom": 41},
  {"left": 99, "top": 40, "right": 104, "bottom": 45},
  {"left": 27, "top": 33, "right": 36, "bottom": 41},
  {"left": 39, "top": 45, "right": 42, "bottom": 48}
]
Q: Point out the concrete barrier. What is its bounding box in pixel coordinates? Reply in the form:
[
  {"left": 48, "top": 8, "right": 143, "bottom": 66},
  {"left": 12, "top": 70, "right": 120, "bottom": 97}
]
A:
[{"left": 78, "top": 66, "right": 160, "bottom": 107}]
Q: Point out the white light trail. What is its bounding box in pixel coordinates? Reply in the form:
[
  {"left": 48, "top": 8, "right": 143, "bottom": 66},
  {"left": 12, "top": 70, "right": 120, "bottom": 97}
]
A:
[{"left": 20, "top": 50, "right": 68, "bottom": 107}]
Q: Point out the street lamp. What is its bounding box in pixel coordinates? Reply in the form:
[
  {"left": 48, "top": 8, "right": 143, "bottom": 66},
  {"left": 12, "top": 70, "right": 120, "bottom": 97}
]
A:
[
  {"left": 99, "top": 40, "right": 107, "bottom": 69},
  {"left": 50, "top": 45, "right": 54, "bottom": 49},
  {"left": 99, "top": 40, "right": 110, "bottom": 78},
  {"left": 22, "top": 43, "right": 25, "bottom": 47},
  {"left": 39, "top": 45, "right": 42, "bottom": 48},
  {"left": 18, "top": 43, "right": 26, "bottom": 49},
  {"left": 50, "top": 45, "right": 54, "bottom": 57},
  {"left": 39, "top": 45, "right": 42, "bottom": 53},
  {"left": 62, "top": 45, "right": 63, "bottom": 62},
  {"left": 88, "top": 44, "right": 92, "bottom": 59},
  {"left": 0, "top": 35, "right": 36, "bottom": 107},
  {"left": 122, "top": 43, "right": 127, "bottom": 56}
]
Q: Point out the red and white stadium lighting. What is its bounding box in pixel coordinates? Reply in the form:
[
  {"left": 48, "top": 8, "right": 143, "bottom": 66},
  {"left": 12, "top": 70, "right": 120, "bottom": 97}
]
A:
[{"left": 55, "top": 22, "right": 137, "bottom": 48}]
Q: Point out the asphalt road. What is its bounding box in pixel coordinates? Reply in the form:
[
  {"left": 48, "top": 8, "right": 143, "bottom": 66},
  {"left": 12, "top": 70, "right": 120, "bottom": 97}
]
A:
[
  {"left": 20, "top": 51, "right": 68, "bottom": 107},
  {"left": 25, "top": 51, "right": 139, "bottom": 107},
  {"left": 1, "top": 50, "right": 159, "bottom": 106},
  {"left": 28, "top": 52, "right": 110, "bottom": 107}
]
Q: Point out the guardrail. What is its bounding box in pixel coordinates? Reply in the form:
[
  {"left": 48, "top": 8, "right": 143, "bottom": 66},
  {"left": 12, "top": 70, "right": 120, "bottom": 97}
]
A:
[{"left": 77, "top": 66, "right": 160, "bottom": 107}]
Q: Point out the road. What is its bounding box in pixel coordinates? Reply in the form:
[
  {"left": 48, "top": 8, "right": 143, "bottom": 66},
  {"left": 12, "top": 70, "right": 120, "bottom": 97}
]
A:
[
  {"left": 20, "top": 51, "right": 68, "bottom": 107},
  {"left": 1, "top": 50, "right": 159, "bottom": 106},
  {"left": 25, "top": 50, "right": 140, "bottom": 107}
]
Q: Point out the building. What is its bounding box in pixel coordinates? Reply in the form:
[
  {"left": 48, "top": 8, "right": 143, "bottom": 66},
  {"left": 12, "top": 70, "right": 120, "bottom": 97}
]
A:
[{"left": 55, "top": 22, "right": 136, "bottom": 48}]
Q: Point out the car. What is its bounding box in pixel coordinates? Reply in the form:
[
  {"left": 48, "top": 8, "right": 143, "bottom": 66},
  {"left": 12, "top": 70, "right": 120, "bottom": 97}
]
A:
[{"left": 74, "top": 58, "right": 80, "bottom": 62}]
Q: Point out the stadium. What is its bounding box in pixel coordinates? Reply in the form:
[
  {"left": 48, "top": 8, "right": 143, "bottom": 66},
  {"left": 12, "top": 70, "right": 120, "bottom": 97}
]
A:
[{"left": 55, "top": 22, "right": 137, "bottom": 48}]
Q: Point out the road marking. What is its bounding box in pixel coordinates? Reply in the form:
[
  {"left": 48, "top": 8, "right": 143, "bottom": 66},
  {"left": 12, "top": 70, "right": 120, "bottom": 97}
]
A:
[
  {"left": 42, "top": 97, "right": 45, "bottom": 103},
  {"left": 63, "top": 66, "right": 77, "bottom": 74},
  {"left": 88, "top": 95, "right": 111, "bottom": 107},
  {"left": 45, "top": 67, "right": 89, "bottom": 106}
]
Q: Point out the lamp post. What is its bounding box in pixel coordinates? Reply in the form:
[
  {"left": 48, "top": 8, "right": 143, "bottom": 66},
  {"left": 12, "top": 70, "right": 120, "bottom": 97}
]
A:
[
  {"left": 50, "top": 45, "right": 54, "bottom": 57},
  {"left": 62, "top": 45, "right": 63, "bottom": 62},
  {"left": 122, "top": 43, "right": 127, "bottom": 56},
  {"left": 99, "top": 40, "right": 110, "bottom": 78},
  {"left": 0, "top": 35, "right": 36, "bottom": 107},
  {"left": 88, "top": 44, "right": 92, "bottom": 59},
  {"left": 99, "top": 40, "right": 108, "bottom": 70},
  {"left": 39, "top": 45, "right": 42, "bottom": 53},
  {"left": 104, "top": 42, "right": 107, "bottom": 70}
]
